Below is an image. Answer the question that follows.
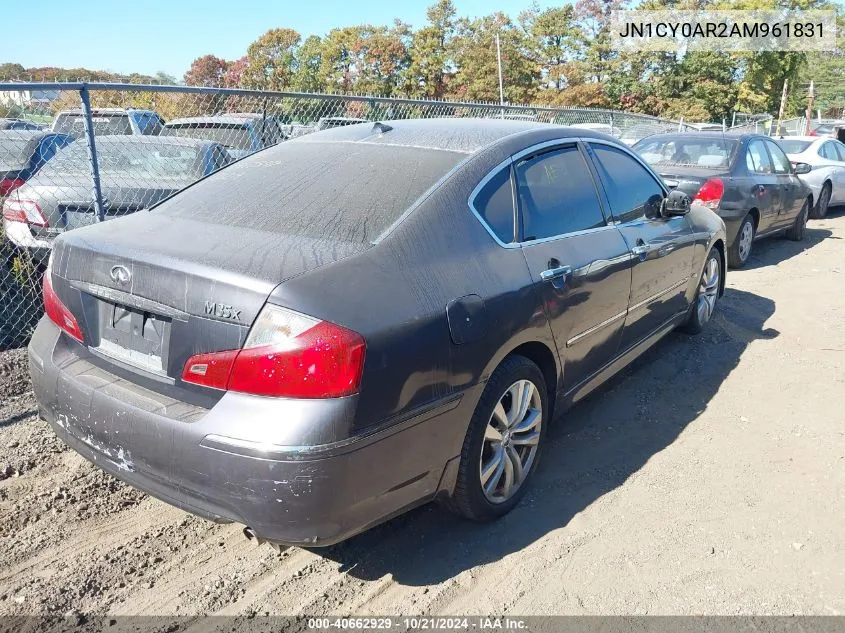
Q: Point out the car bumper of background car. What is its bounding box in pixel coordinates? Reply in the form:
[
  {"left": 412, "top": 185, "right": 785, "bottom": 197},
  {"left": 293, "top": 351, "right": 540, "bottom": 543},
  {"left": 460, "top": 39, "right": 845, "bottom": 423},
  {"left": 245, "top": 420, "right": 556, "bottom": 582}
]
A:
[
  {"left": 28, "top": 318, "right": 473, "bottom": 547},
  {"left": 2, "top": 219, "right": 52, "bottom": 259}
]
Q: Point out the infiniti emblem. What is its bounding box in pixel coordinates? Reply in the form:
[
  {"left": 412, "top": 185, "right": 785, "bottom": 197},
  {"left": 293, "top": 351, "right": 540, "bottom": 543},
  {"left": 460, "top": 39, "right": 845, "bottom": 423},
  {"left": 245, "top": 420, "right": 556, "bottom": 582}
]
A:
[{"left": 110, "top": 265, "right": 131, "bottom": 285}]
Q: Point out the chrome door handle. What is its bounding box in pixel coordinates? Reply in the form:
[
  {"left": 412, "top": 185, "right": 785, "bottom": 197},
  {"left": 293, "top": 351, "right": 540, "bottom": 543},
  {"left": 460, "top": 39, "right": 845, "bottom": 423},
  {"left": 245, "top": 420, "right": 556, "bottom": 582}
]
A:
[
  {"left": 631, "top": 245, "right": 649, "bottom": 257},
  {"left": 657, "top": 243, "right": 676, "bottom": 257},
  {"left": 540, "top": 265, "right": 572, "bottom": 282}
]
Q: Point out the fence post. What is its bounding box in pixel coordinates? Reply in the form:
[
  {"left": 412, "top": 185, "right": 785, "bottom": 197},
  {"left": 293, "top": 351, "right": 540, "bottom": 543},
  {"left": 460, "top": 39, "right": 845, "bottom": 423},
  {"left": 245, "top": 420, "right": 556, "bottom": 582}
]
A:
[{"left": 78, "top": 85, "right": 106, "bottom": 222}]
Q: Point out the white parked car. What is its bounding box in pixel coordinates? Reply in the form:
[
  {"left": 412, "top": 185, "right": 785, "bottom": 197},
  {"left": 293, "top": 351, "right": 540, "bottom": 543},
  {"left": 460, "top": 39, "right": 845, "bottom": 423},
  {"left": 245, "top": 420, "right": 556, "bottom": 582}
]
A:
[
  {"left": 775, "top": 136, "right": 845, "bottom": 218},
  {"left": 569, "top": 122, "right": 622, "bottom": 137}
]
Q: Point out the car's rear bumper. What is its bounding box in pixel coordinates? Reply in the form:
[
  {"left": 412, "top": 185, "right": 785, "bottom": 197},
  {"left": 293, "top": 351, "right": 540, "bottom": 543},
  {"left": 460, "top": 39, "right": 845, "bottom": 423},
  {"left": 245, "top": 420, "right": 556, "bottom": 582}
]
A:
[{"left": 28, "top": 318, "right": 474, "bottom": 546}]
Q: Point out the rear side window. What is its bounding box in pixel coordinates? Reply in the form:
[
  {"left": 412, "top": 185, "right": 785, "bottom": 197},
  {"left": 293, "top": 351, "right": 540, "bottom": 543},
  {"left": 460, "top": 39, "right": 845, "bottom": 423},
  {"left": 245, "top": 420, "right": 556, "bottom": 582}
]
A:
[
  {"left": 590, "top": 144, "right": 664, "bottom": 223},
  {"left": 820, "top": 142, "right": 839, "bottom": 160},
  {"left": 746, "top": 140, "right": 773, "bottom": 174},
  {"left": 473, "top": 168, "right": 515, "bottom": 243},
  {"left": 514, "top": 145, "right": 605, "bottom": 240},
  {"left": 766, "top": 141, "right": 791, "bottom": 174},
  {"left": 159, "top": 141, "right": 466, "bottom": 244},
  {"left": 835, "top": 142, "right": 845, "bottom": 161}
]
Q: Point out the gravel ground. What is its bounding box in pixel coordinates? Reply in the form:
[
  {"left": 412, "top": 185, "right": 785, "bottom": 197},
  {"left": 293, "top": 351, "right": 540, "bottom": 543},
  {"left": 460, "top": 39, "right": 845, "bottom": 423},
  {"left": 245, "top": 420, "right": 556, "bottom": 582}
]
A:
[{"left": 1, "top": 211, "right": 844, "bottom": 621}]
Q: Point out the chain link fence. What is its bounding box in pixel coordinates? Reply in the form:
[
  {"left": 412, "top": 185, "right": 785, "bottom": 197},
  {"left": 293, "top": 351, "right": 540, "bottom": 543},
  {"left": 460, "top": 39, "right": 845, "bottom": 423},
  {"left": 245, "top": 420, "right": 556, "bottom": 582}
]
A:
[{"left": 0, "top": 82, "right": 694, "bottom": 350}]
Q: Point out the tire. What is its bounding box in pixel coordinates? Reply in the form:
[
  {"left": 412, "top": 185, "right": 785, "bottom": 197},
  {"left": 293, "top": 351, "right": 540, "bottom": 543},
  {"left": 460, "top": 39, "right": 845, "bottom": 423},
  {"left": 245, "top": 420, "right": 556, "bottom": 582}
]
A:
[
  {"left": 786, "top": 198, "right": 810, "bottom": 242},
  {"left": 728, "top": 214, "right": 755, "bottom": 268},
  {"left": 811, "top": 182, "right": 831, "bottom": 219},
  {"left": 681, "top": 248, "right": 722, "bottom": 335},
  {"left": 445, "top": 355, "right": 548, "bottom": 522}
]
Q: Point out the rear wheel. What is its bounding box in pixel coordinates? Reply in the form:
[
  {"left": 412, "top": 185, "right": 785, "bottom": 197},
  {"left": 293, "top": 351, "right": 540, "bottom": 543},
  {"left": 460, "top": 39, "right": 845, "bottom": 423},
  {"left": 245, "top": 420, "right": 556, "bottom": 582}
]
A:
[
  {"left": 786, "top": 198, "right": 809, "bottom": 241},
  {"left": 681, "top": 249, "right": 721, "bottom": 335},
  {"left": 812, "top": 183, "right": 831, "bottom": 219},
  {"left": 445, "top": 355, "right": 548, "bottom": 521},
  {"left": 728, "top": 214, "right": 755, "bottom": 268}
]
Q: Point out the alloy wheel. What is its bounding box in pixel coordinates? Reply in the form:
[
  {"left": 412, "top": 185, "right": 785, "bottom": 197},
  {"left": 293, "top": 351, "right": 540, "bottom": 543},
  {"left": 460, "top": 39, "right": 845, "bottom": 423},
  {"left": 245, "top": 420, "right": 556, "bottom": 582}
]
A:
[
  {"left": 479, "top": 379, "right": 542, "bottom": 504},
  {"left": 696, "top": 256, "right": 720, "bottom": 325},
  {"left": 738, "top": 221, "right": 753, "bottom": 262}
]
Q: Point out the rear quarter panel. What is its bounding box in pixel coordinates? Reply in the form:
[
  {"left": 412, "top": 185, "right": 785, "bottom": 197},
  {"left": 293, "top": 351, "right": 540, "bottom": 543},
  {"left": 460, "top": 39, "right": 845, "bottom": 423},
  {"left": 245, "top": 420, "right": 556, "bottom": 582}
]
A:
[{"left": 268, "top": 146, "right": 558, "bottom": 436}]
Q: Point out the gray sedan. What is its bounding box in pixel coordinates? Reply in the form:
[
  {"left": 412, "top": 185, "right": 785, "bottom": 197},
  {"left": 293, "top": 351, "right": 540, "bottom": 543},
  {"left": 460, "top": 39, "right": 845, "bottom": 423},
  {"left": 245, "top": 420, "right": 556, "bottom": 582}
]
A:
[
  {"left": 775, "top": 136, "right": 845, "bottom": 218},
  {"left": 2, "top": 136, "right": 232, "bottom": 258}
]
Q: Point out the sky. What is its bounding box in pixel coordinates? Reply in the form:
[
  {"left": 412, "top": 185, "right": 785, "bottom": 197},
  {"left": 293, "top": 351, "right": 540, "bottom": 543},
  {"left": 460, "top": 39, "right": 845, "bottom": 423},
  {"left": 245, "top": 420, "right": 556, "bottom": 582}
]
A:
[{"left": 1, "top": 0, "right": 562, "bottom": 80}]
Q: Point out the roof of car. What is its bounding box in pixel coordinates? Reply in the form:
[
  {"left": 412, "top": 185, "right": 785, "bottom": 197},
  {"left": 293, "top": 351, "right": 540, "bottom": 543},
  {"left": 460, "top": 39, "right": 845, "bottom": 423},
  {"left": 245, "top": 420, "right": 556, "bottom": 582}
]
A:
[
  {"left": 634, "top": 130, "right": 754, "bottom": 142},
  {"left": 55, "top": 108, "right": 155, "bottom": 115},
  {"left": 165, "top": 115, "right": 257, "bottom": 126},
  {"left": 292, "top": 117, "right": 609, "bottom": 154},
  {"left": 0, "top": 129, "right": 53, "bottom": 141},
  {"left": 776, "top": 135, "right": 821, "bottom": 142},
  {"left": 85, "top": 135, "right": 218, "bottom": 148}
]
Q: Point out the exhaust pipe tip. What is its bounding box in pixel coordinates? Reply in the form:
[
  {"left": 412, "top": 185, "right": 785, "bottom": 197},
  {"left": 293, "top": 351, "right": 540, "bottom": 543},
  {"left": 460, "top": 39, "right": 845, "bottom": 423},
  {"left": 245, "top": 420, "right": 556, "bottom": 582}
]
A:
[{"left": 243, "top": 526, "right": 288, "bottom": 553}]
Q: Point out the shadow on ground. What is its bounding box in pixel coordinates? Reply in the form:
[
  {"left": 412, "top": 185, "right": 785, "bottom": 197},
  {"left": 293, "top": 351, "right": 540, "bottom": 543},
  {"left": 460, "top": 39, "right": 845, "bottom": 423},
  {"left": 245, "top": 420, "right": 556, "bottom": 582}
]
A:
[
  {"left": 741, "top": 225, "right": 832, "bottom": 271},
  {"left": 314, "top": 288, "right": 779, "bottom": 585}
]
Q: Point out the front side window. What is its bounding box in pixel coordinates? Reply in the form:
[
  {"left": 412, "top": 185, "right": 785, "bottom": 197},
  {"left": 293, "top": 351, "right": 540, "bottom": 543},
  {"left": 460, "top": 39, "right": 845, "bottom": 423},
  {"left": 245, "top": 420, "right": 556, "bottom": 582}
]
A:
[
  {"left": 766, "top": 141, "right": 791, "bottom": 174},
  {"left": 746, "top": 140, "right": 773, "bottom": 174},
  {"left": 514, "top": 145, "right": 605, "bottom": 241},
  {"left": 590, "top": 144, "right": 664, "bottom": 223},
  {"left": 474, "top": 167, "right": 515, "bottom": 243}
]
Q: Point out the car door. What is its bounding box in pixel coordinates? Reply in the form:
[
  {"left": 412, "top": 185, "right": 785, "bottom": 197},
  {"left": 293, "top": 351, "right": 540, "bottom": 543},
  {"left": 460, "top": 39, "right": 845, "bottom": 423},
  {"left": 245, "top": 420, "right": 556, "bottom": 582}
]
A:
[
  {"left": 586, "top": 141, "right": 695, "bottom": 352},
  {"left": 744, "top": 139, "right": 780, "bottom": 232},
  {"left": 832, "top": 142, "right": 845, "bottom": 203},
  {"left": 765, "top": 139, "right": 802, "bottom": 224},
  {"left": 512, "top": 142, "right": 634, "bottom": 392}
]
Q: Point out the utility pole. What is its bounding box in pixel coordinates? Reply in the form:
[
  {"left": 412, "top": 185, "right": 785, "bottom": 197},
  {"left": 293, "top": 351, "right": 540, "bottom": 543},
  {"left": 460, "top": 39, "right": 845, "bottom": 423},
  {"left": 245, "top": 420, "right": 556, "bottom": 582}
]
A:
[
  {"left": 804, "top": 81, "right": 815, "bottom": 135},
  {"left": 495, "top": 33, "right": 505, "bottom": 115},
  {"left": 776, "top": 78, "right": 788, "bottom": 137}
]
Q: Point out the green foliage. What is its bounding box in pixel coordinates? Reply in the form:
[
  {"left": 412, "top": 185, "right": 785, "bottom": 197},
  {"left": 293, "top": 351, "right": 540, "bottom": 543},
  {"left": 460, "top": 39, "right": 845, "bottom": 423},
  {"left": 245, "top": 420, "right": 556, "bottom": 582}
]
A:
[{"left": 3, "top": 0, "right": 842, "bottom": 121}]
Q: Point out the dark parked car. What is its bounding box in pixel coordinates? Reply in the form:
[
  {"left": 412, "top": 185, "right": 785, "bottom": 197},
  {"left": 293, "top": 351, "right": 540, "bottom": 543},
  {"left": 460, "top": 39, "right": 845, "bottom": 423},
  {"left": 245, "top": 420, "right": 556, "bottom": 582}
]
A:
[
  {"left": 0, "top": 130, "right": 73, "bottom": 198},
  {"left": 634, "top": 132, "right": 813, "bottom": 267},
  {"left": 2, "top": 136, "right": 232, "bottom": 257},
  {"left": 0, "top": 118, "right": 42, "bottom": 131},
  {"left": 52, "top": 108, "right": 165, "bottom": 137},
  {"left": 29, "top": 119, "right": 726, "bottom": 547},
  {"left": 161, "top": 114, "right": 288, "bottom": 159}
]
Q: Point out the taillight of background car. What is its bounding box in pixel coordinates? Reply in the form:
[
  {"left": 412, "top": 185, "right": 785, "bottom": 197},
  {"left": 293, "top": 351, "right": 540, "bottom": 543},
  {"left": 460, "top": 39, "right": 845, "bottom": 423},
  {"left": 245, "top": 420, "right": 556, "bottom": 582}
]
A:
[
  {"left": 2, "top": 198, "right": 49, "bottom": 227},
  {"left": 182, "top": 304, "right": 366, "bottom": 399},
  {"left": 692, "top": 178, "right": 725, "bottom": 210}
]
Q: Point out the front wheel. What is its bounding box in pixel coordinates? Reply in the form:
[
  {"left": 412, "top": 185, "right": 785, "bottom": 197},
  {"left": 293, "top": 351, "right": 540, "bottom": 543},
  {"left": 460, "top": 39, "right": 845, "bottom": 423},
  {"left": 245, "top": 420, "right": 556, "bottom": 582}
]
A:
[
  {"left": 445, "top": 355, "right": 548, "bottom": 522},
  {"left": 786, "top": 198, "right": 809, "bottom": 242},
  {"left": 811, "top": 183, "right": 831, "bottom": 219},
  {"left": 682, "top": 248, "right": 722, "bottom": 335}
]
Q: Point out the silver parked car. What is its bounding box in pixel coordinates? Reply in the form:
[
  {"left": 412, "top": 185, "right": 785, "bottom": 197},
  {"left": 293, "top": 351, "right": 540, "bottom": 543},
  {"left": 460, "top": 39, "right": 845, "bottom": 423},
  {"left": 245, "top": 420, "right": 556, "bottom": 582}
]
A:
[{"left": 775, "top": 136, "right": 845, "bottom": 218}]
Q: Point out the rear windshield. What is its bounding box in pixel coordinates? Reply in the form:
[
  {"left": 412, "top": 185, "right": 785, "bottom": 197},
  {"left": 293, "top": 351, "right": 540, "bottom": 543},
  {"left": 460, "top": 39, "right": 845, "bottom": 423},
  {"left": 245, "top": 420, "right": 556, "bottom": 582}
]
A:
[
  {"left": 53, "top": 113, "right": 132, "bottom": 137},
  {"left": 635, "top": 137, "right": 738, "bottom": 169},
  {"left": 0, "top": 137, "right": 32, "bottom": 170},
  {"left": 41, "top": 141, "right": 202, "bottom": 180},
  {"left": 159, "top": 140, "right": 466, "bottom": 244},
  {"left": 162, "top": 124, "right": 253, "bottom": 150},
  {"left": 776, "top": 140, "right": 812, "bottom": 154}
]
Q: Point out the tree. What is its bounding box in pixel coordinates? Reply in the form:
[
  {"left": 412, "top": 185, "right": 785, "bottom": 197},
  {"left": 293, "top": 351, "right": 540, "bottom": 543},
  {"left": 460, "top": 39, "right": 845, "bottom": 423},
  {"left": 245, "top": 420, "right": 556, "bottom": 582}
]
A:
[
  {"left": 450, "top": 13, "right": 539, "bottom": 104},
  {"left": 242, "top": 28, "right": 301, "bottom": 91},
  {"left": 521, "top": 4, "right": 581, "bottom": 90},
  {"left": 154, "top": 71, "right": 179, "bottom": 85},
  {"left": 183, "top": 55, "right": 229, "bottom": 87},
  {"left": 292, "top": 35, "right": 324, "bottom": 92},
  {"left": 405, "top": 0, "right": 457, "bottom": 99}
]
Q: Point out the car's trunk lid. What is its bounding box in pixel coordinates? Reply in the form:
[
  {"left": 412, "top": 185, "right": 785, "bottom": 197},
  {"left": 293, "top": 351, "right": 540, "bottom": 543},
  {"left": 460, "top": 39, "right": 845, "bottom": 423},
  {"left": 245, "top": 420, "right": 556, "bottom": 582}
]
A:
[
  {"left": 652, "top": 165, "right": 731, "bottom": 198},
  {"left": 50, "top": 211, "right": 369, "bottom": 384}
]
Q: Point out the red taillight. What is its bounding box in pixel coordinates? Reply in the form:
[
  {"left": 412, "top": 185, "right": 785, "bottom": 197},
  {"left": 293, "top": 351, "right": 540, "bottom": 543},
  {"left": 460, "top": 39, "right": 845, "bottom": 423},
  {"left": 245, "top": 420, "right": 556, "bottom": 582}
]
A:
[
  {"left": 2, "top": 198, "right": 48, "bottom": 227},
  {"left": 693, "top": 178, "right": 724, "bottom": 210},
  {"left": 181, "top": 306, "right": 366, "bottom": 399},
  {"left": 0, "top": 178, "right": 25, "bottom": 197},
  {"left": 43, "top": 271, "right": 84, "bottom": 343}
]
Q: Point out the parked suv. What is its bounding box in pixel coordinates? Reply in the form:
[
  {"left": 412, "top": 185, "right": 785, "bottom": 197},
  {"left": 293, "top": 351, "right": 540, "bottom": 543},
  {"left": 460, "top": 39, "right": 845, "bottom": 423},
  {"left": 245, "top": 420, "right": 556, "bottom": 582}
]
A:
[
  {"left": 161, "top": 113, "right": 288, "bottom": 159},
  {"left": 52, "top": 108, "right": 165, "bottom": 137}
]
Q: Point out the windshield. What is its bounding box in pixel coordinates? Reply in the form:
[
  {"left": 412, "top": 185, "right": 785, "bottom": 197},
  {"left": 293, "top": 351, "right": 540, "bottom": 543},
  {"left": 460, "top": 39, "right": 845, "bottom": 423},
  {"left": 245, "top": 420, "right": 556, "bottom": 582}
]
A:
[
  {"left": 635, "top": 137, "right": 738, "bottom": 169},
  {"left": 0, "top": 137, "right": 33, "bottom": 171},
  {"left": 41, "top": 140, "right": 203, "bottom": 180},
  {"left": 53, "top": 113, "right": 132, "bottom": 137},
  {"left": 161, "top": 124, "right": 253, "bottom": 151},
  {"left": 159, "top": 140, "right": 466, "bottom": 244}
]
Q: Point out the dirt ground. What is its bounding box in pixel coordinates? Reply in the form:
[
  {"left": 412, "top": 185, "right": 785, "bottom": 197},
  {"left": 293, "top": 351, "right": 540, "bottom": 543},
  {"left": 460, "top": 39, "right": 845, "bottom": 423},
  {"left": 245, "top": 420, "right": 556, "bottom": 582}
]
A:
[{"left": 1, "top": 210, "right": 844, "bottom": 620}]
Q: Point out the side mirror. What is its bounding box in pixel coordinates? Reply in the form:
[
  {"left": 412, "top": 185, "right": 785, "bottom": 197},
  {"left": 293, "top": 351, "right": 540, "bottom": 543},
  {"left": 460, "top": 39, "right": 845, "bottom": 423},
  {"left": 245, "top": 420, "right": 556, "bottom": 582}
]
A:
[
  {"left": 793, "top": 162, "right": 811, "bottom": 175},
  {"left": 662, "top": 189, "right": 691, "bottom": 217}
]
